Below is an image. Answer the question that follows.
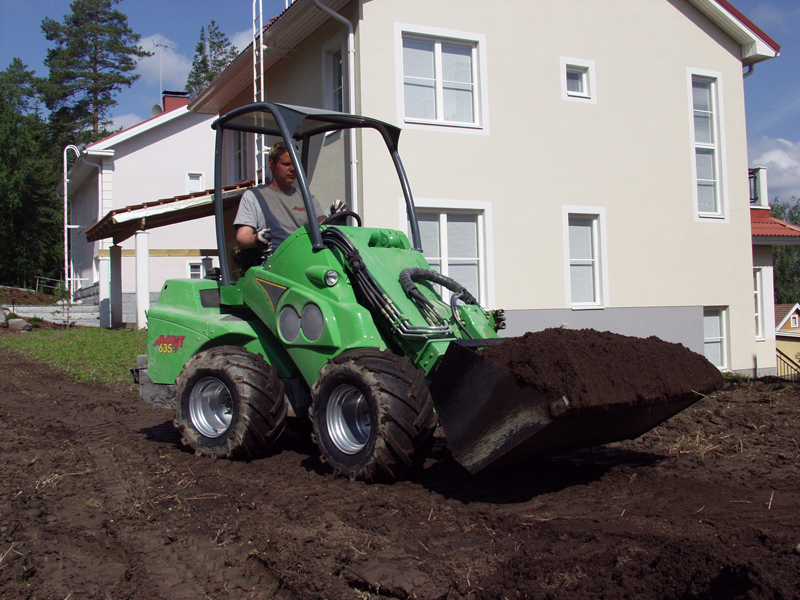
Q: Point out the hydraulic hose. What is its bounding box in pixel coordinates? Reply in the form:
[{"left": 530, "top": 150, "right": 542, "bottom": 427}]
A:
[{"left": 399, "top": 268, "right": 479, "bottom": 306}]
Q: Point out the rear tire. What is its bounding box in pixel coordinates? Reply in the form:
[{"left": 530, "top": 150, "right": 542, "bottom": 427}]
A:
[
  {"left": 174, "top": 346, "right": 286, "bottom": 460},
  {"left": 310, "top": 349, "right": 437, "bottom": 482}
]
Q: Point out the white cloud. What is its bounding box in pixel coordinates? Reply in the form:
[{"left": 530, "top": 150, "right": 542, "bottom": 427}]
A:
[
  {"left": 136, "top": 34, "right": 193, "bottom": 91},
  {"left": 112, "top": 112, "right": 145, "bottom": 131},
  {"left": 231, "top": 29, "right": 253, "bottom": 54},
  {"left": 749, "top": 136, "right": 800, "bottom": 201}
]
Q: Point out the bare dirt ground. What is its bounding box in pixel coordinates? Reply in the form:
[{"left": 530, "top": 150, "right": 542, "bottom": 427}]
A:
[{"left": 1, "top": 338, "right": 799, "bottom": 599}]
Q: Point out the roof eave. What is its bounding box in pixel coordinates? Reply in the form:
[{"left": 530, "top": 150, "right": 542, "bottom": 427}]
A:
[
  {"left": 687, "top": 0, "right": 780, "bottom": 65},
  {"left": 752, "top": 236, "right": 800, "bottom": 246}
]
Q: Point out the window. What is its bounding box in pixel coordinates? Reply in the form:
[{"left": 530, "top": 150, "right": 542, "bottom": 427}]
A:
[
  {"left": 689, "top": 70, "right": 726, "bottom": 219},
  {"left": 703, "top": 307, "right": 727, "bottom": 369},
  {"left": 407, "top": 199, "right": 494, "bottom": 307},
  {"left": 189, "top": 263, "right": 202, "bottom": 279},
  {"left": 323, "top": 38, "right": 345, "bottom": 113},
  {"left": 561, "top": 57, "right": 596, "bottom": 103},
  {"left": 331, "top": 49, "right": 343, "bottom": 112},
  {"left": 187, "top": 173, "right": 203, "bottom": 194},
  {"left": 396, "top": 24, "right": 488, "bottom": 132},
  {"left": 754, "top": 268, "right": 764, "bottom": 339},
  {"left": 792, "top": 315, "right": 799, "bottom": 329},
  {"left": 563, "top": 207, "right": 608, "bottom": 308},
  {"left": 233, "top": 131, "right": 248, "bottom": 182},
  {"left": 418, "top": 211, "right": 481, "bottom": 301}
]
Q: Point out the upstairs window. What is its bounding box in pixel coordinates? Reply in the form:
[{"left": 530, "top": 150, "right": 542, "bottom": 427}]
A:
[
  {"left": 397, "top": 25, "right": 488, "bottom": 132},
  {"left": 403, "top": 36, "right": 476, "bottom": 124},
  {"left": 233, "top": 131, "right": 248, "bottom": 182},
  {"left": 187, "top": 173, "right": 203, "bottom": 194},
  {"left": 689, "top": 70, "right": 727, "bottom": 219},
  {"left": 331, "top": 49, "right": 344, "bottom": 112},
  {"left": 323, "top": 39, "right": 345, "bottom": 113},
  {"left": 561, "top": 57, "right": 596, "bottom": 103}
]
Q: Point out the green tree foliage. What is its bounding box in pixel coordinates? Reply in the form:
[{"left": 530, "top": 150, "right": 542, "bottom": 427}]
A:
[
  {"left": 185, "top": 20, "right": 238, "bottom": 98},
  {"left": 41, "top": 0, "right": 150, "bottom": 147},
  {"left": 0, "top": 60, "right": 62, "bottom": 288},
  {"left": 770, "top": 197, "right": 800, "bottom": 304}
]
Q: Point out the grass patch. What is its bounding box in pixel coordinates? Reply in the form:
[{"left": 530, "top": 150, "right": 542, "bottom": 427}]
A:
[{"left": 0, "top": 328, "right": 148, "bottom": 385}]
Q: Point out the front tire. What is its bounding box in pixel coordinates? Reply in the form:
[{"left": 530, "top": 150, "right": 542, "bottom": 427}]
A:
[
  {"left": 174, "top": 346, "right": 286, "bottom": 460},
  {"left": 310, "top": 349, "right": 437, "bottom": 482}
]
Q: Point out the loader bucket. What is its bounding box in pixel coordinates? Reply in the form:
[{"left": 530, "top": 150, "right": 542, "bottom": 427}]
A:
[{"left": 428, "top": 330, "right": 724, "bottom": 474}]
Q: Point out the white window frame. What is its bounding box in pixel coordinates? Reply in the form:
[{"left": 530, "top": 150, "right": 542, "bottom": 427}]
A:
[
  {"left": 792, "top": 314, "right": 799, "bottom": 329},
  {"left": 186, "top": 172, "right": 204, "bottom": 194},
  {"left": 400, "top": 198, "right": 495, "bottom": 308},
  {"left": 563, "top": 206, "right": 609, "bottom": 309},
  {"left": 560, "top": 57, "right": 597, "bottom": 104},
  {"left": 754, "top": 268, "right": 764, "bottom": 340},
  {"left": 703, "top": 307, "right": 728, "bottom": 370},
  {"left": 395, "top": 23, "right": 490, "bottom": 135},
  {"left": 187, "top": 261, "right": 203, "bottom": 280},
  {"left": 688, "top": 68, "right": 728, "bottom": 222}
]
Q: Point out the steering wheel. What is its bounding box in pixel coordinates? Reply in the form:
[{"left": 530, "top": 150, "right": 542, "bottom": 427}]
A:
[{"left": 321, "top": 210, "right": 362, "bottom": 226}]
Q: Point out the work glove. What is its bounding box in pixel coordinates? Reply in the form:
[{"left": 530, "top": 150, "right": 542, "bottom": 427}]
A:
[
  {"left": 330, "top": 199, "right": 348, "bottom": 215},
  {"left": 256, "top": 228, "right": 272, "bottom": 253}
]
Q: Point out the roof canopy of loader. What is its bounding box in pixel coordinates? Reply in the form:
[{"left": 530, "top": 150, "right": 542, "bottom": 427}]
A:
[{"left": 213, "top": 103, "right": 403, "bottom": 149}]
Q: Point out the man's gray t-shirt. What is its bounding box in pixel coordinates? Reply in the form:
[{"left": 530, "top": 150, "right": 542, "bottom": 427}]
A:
[{"left": 234, "top": 184, "right": 325, "bottom": 249}]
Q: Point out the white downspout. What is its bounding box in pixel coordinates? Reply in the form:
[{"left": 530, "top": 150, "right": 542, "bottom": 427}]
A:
[
  {"left": 63, "top": 145, "right": 81, "bottom": 298},
  {"left": 312, "top": 0, "right": 358, "bottom": 211}
]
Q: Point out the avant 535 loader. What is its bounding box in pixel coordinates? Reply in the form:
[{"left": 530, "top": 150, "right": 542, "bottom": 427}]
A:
[{"left": 134, "top": 103, "right": 719, "bottom": 481}]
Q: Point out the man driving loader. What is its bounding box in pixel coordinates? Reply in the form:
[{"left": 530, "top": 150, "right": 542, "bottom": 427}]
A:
[{"left": 234, "top": 142, "right": 347, "bottom": 254}]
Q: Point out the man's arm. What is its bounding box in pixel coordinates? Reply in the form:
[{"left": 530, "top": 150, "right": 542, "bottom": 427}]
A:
[{"left": 236, "top": 225, "right": 258, "bottom": 249}]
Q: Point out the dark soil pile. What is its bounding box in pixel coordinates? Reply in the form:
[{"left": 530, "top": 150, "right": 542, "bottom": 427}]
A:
[
  {"left": 480, "top": 328, "right": 724, "bottom": 409},
  {"left": 1, "top": 345, "right": 798, "bottom": 599}
]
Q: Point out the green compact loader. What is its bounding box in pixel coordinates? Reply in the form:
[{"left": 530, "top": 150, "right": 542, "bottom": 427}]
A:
[{"left": 134, "top": 103, "right": 711, "bottom": 481}]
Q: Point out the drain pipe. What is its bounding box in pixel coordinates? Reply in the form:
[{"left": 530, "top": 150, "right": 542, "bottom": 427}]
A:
[
  {"left": 63, "top": 145, "right": 81, "bottom": 297},
  {"left": 312, "top": 0, "right": 358, "bottom": 211},
  {"left": 743, "top": 64, "right": 755, "bottom": 78}
]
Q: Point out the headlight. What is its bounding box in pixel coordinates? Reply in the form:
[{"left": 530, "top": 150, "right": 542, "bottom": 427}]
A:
[{"left": 324, "top": 270, "right": 339, "bottom": 286}]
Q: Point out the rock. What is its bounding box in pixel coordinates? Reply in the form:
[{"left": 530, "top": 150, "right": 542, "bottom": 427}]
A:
[{"left": 8, "top": 319, "right": 32, "bottom": 331}]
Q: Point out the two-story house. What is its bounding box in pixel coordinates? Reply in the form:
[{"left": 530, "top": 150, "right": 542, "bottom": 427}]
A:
[{"left": 83, "top": 0, "right": 781, "bottom": 376}]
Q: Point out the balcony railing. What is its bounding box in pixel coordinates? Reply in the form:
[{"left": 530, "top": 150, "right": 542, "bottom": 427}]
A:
[{"left": 776, "top": 348, "right": 800, "bottom": 380}]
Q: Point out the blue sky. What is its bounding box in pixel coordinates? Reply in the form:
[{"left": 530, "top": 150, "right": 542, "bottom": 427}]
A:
[{"left": 1, "top": 0, "right": 800, "bottom": 200}]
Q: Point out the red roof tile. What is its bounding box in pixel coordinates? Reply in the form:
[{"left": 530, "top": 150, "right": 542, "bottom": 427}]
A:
[
  {"left": 775, "top": 304, "right": 796, "bottom": 326},
  {"left": 751, "top": 209, "right": 800, "bottom": 238}
]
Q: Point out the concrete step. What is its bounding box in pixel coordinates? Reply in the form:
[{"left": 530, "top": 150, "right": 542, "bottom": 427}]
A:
[{"left": 3, "top": 304, "right": 101, "bottom": 327}]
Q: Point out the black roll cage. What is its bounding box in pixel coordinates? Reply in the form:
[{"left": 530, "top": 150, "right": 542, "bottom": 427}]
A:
[{"left": 212, "top": 102, "right": 423, "bottom": 286}]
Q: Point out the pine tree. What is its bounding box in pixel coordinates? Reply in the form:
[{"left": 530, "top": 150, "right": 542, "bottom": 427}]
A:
[
  {"left": 185, "top": 20, "right": 238, "bottom": 98},
  {"left": 0, "top": 60, "right": 62, "bottom": 287},
  {"left": 771, "top": 198, "right": 800, "bottom": 304},
  {"left": 41, "top": 0, "right": 150, "bottom": 147}
]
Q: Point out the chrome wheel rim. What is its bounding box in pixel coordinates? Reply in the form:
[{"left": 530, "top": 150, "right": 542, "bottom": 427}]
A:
[
  {"left": 189, "top": 377, "right": 233, "bottom": 438},
  {"left": 326, "top": 384, "right": 371, "bottom": 454}
]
